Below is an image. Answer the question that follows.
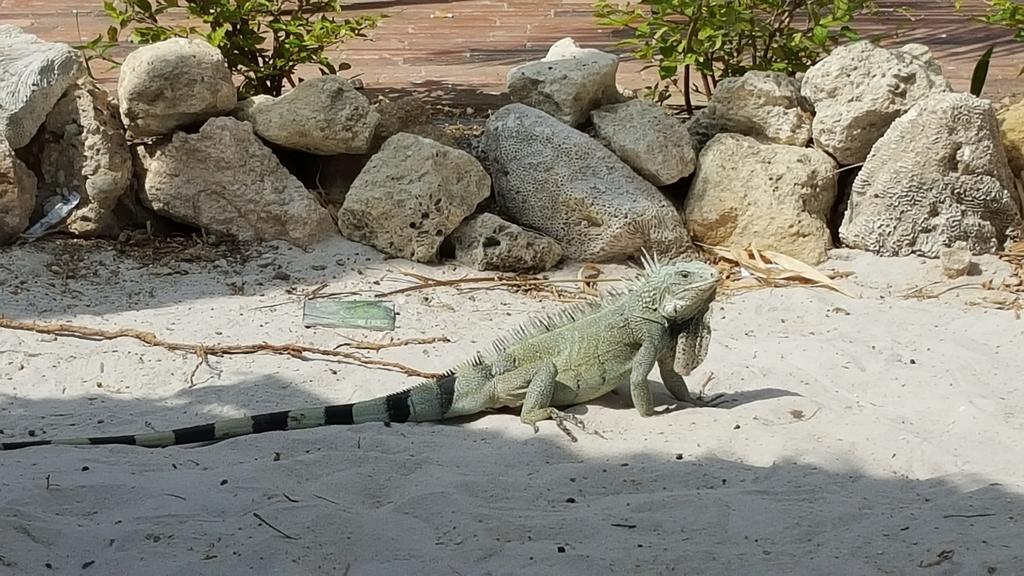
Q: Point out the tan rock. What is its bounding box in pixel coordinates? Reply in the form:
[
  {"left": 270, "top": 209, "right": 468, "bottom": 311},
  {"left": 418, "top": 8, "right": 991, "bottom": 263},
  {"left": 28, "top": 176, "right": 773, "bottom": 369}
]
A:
[{"left": 684, "top": 134, "right": 837, "bottom": 265}]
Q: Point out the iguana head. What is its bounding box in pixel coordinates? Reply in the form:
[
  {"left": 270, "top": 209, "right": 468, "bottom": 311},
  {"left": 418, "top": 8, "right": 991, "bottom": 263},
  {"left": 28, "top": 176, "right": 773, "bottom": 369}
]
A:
[{"left": 633, "top": 252, "right": 720, "bottom": 322}]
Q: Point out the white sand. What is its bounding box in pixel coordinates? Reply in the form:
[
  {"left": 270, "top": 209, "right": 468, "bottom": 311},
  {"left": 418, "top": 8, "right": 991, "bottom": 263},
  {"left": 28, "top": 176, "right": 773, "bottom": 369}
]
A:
[{"left": 1, "top": 237, "right": 1023, "bottom": 575}]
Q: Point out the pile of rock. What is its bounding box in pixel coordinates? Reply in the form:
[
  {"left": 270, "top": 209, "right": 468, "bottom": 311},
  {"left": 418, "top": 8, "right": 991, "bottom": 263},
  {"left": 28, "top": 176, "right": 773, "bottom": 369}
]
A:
[{"left": 2, "top": 26, "right": 1022, "bottom": 274}]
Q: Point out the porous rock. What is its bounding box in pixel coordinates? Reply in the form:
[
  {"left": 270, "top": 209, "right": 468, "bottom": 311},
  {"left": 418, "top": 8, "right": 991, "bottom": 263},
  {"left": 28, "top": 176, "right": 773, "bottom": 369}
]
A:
[
  {"left": 684, "top": 133, "right": 837, "bottom": 265},
  {"left": 0, "top": 25, "right": 86, "bottom": 148},
  {"left": 506, "top": 37, "right": 620, "bottom": 127},
  {"left": 134, "top": 117, "right": 334, "bottom": 247},
  {"left": 33, "top": 81, "right": 132, "bottom": 236},
  {"left": 234, "top": 76, "right": 379, "bottom": 155},
  {"left": 446, "top": 213, "right": 562, "bottom": 272},
  {"left": 998, "top": 98, "right": 1024, "bottom": 178},
  {"left": 483, "top": 103, "right": 696, "bottom": 262},
  {"left": 369, "top": 96, "right": 455, "bottom": 150},
  {"left": 685, "top": 70, "right": 812, "bottom": 149},
  {"left": 590, "top": 99, "right": 696, "bottom": 186},
  {"left": 801, "top": 41, "right": 949, "bottom": 165},
  {"left": 939, "top": 246, "right": 972, "bottom": 279},
  {"left": 0, "top": 137, "right": 37, "bottom": 243},
  {"left": 117, "top": 38, "right": 236, "bottom": 138},
  {"left": 840, "top": 92, "right": 1022, "bottom": 257},
  {"left": 337, "top": 133, "right": 490, "bottom": 262}
]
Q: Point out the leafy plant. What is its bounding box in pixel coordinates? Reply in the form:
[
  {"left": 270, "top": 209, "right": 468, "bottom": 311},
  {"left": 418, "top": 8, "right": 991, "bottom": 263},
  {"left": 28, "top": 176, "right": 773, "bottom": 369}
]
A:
[
  {"left": 955, "top": 0, "right": 1024, "bottom": 95},
  {"left": 593, "top": 0, "right": 881, "bottom": 113},
  {"left": 77, "top": 0, "right": 383, "bottom": 97},
  {"left": 957, "top": 0, "right": 1024, "bottom": 40}
]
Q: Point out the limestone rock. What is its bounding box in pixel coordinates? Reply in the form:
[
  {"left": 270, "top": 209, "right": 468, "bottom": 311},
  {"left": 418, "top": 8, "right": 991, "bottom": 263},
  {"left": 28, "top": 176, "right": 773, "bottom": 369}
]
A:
[
  {"left": 840, "top": 92, "right": 1022, "bottom": 257},
  {"left": 0, "top": 138, "right": 37, "bottom": 243},
  {"left": 684, "top": 134, "right": 837, "bottom": 265},
  {"left": 506, "top": 37, "right": 620, "bottom": 127},
  {"left": 998, "top": 98, "right": 1024, "bottom": 178},
  {"left": 590, "top": 99, "right": 696, "bottom": 186},
  {"left": 801, "top": 41, "right": 949, "bottom": 165},
  {"left": 483, "top": 103, "right": 695, "bottom": 262},
  {"left": 33, "top": 81, "right": 132, "bottom": 236},
  {"left": 134, "top": 117, "right": 334, "bottom": 247},
  {"left": 939, "top": 246, "right": 972, "bottom": 278},
  {"left": 446, "top": 213, "right": 562, "bottom": 272},
  {"left": 338, "top": 133, "right": 490, "bottom": 262},
  {"left": 0, "top": 25, "right": 86, "bottom": 148},
  {"left": 370, "top": 96, "right": 455, "bottom": 150},
  {"left": 117, "top": 38, "right": 237, "bottom": 138},
  {"left": 235, "top": 76, "right": 379, "bottom": 155},
  {"left": 685, "top": 71, "right": 812, "bottom": 149}
]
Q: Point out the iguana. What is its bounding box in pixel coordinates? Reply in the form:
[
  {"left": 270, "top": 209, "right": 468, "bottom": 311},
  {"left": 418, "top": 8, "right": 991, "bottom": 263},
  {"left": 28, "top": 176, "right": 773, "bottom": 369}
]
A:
[{"left": 0, "top": 254, "right": 723, "bottom": 450}]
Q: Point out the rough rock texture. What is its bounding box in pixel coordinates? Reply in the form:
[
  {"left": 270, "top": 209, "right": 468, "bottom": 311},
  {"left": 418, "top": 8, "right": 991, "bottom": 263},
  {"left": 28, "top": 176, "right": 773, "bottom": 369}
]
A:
[
  {"left": 684, "top": 134, "right": 837, "bottom": 265},
  {"left": 446, "top": 213, "right": 562, "bottom": 272},
  {"left": 32, "top": 81, "right": 132, "bottom": 236},
  {"left": 338, "top": 133, "right": 490, "bottom": 262},
  {"left": 998, "top": 99, "right": 1024, "bottom": 178},
  {"left": 0, "top": 25, "right": 86, "bottom": 149},
  {"left": 506, "top": 37, "right": 620, "bottom": 127},
  {"left": 0, "top": 138, "right": 37, "bottom": 243},
  {"left": 117, "top": 38, "right": 237, "bottom": 139},
  {"left": 686, "top": 71, "right": 813, "bottom": 150},
  {"left": 370, "top": 96, "right": 455, "bottom": 150},
  {"left": 590, "top": 99, "right": 696, "bottom": 186},
  {"left": 134, "top": 117, "right": 334, "bottom": 247},
  {"left": 801, "top": 41, "right": 950, "bottom": 165},
  {"left": 840, "top": 92, "right": 1022, "bottom": 257},
  {"left": 940, "top": 246, "right": 972, "bottom": 278},
  {"left": 234, "top": 76, "right": 379, "bottom": 155},
  {"left": 483, "top": 103, "right": 696, "bottom": 262}
]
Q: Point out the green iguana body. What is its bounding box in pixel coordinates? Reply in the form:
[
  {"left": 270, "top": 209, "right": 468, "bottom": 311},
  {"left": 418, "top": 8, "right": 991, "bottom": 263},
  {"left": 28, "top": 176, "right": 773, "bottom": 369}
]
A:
[{"left": 0, "top": 255, "right": 721, "bottom": 450}]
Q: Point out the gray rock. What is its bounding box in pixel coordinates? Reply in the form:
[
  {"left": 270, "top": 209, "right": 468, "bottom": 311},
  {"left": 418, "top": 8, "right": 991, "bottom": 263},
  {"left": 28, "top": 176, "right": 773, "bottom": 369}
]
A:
[
  {"left": 447, "top": 213, "right": 562, "bottom": 272},
  {"left": 0, "top": 137, "right": 37, "bottom": 243},
  {"left": 34, "top": 81, "right": 132, "bottom": 237},
  {"left": 506, "top": 37, "right": 620, "bottom": 127},
  {"left": 840, "top": 92, "right": 1022, "bottom": 257},
  {"left": 685, "top": 71, "right": 813, "bottom": 149},
  {"left": 0, "top": 25, "right": 86, "bottom": 148},
  {"left": 801, "top": 41, "right": 950, "bottom": 165},
  {"left": 134, "top": 117, "right": 335, "bottom": 247},
  {"left": 235, "top": 76, "right": 379, "bottom": 155},
  {"left": 590, "top": 99, "right": 696, "bottom": 186},
  {"left": 117, "top": 38, "right": 237, "bottom": 138},
  {"left": 338, "top": 133, "right": 490, "bottom": 262},
  {"left": 684, "top": 133, "right": 837, "bottom": 265},
  {"left": 483, "top": 103, "right": 695, "bottom": 262}
]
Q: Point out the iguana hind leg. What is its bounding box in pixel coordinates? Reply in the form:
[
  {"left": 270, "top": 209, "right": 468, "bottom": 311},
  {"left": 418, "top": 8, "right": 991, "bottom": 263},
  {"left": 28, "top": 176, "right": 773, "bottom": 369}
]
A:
[{"left": 519, "top": 361, "right": 587, "bottom": 442}]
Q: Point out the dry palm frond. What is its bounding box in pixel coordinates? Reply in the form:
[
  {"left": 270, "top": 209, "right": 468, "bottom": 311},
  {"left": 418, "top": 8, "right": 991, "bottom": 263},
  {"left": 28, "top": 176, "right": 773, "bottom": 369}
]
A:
[{"left": 700, "top": 243, "right": 858, "bottom": 298}]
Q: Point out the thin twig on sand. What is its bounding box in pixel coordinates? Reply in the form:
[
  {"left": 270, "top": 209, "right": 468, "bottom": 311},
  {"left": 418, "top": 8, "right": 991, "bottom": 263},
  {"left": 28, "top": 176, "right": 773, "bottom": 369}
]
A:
[
  {"left": 376, "top": 268, "right": 620, "bottom": 300},
  {"left": 0, "top": 318, "right": 441, "bottom": 379}
]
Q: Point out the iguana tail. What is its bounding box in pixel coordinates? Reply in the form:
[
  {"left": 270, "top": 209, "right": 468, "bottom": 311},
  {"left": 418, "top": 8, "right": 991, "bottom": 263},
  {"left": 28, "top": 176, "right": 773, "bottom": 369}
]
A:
[{"left": 0, "top": 374, "right": 457, "bottom": 451}]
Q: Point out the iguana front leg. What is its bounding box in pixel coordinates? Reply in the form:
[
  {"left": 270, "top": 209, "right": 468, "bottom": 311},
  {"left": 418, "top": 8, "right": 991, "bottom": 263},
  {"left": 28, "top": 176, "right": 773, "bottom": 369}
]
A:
[
  {"left": 519, "top": 361, "right": 587, "bottom": 442},
  {"left": 659, "top": 352, "right": 716, "bottom": 405},
  {"left": 630, "top": 328, "right": 668, "bottom": 417},
  {"left": 658, "top": 348, "right": 725, "bottom": 408}
]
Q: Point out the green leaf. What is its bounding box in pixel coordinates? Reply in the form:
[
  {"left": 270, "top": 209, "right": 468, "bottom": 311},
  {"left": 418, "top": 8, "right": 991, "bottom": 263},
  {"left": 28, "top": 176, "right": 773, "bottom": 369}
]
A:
[
  {"left": 970, "top": 44, "right": 994, "bottom": 97},
  {"left": 206, "top": 24, "right": 229, "bottom": 47}
]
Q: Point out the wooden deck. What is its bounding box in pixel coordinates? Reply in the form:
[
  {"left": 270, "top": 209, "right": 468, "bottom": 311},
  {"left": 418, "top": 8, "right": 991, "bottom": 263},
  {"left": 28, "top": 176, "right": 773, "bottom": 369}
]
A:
[{"left": 1, "top": 0, "right": 1022, "bottom": 105}]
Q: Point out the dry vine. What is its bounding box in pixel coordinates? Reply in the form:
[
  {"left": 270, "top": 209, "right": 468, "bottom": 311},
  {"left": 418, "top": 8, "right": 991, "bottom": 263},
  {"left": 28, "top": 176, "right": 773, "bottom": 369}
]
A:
[{"left": 0, "top": 318, "right": 442, "bottom": 380}]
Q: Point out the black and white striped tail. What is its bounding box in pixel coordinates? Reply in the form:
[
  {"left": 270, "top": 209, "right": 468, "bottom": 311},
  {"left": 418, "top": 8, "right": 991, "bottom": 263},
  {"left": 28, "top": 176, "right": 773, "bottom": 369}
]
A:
[{"left": 0, "top": 376, "right": 456, "bottom": 451}]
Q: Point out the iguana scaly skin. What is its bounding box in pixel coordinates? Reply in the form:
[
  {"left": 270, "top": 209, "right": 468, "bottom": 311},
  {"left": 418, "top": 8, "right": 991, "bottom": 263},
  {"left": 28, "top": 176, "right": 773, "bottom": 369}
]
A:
[{"left": 0, "top": 255, "right": 721, "bottom": 450}]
